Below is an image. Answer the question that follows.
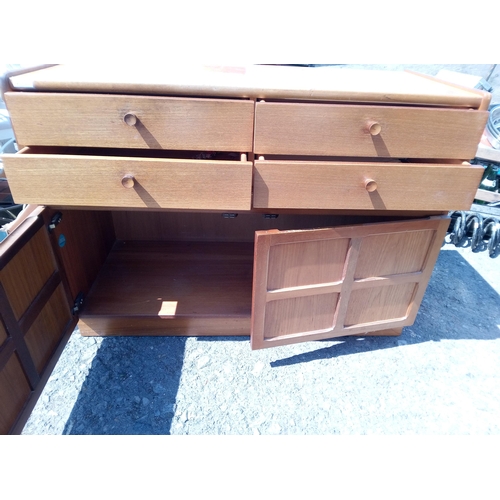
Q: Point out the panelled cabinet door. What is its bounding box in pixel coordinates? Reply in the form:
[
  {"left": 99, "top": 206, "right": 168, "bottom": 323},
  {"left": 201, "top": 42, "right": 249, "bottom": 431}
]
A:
[
  {"left": 0, "top": 207, "right": 77, "bottom": 434},
  {"left": 0, "top": 207, "right": 115, "bottom": 434},
  {"left": 251, "top": 216, "right": 449, "bottom": 350}
]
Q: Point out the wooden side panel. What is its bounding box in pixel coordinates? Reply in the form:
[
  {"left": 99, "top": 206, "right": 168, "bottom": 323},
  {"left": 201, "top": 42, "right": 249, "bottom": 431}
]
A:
[
  {"left": 253, "top": 161, "right": 484, "bottom": 211},
  {"left": 3, "top": 152, "right": 253, "bottom": 211},
  {"left": 43, "top": 209, "right": 115, "bottom": 302},
  {"left": 0, "top": 353, "right": 31, "bottom": 435},
  {"left": 5, "top": 92, "right": 254, "bottom": 152},
  {"left": 251, "top": 217, "right": 450, "bottom": 350},
  {"left": 254, "top": 102, "right": 488, "bottom": 159}
]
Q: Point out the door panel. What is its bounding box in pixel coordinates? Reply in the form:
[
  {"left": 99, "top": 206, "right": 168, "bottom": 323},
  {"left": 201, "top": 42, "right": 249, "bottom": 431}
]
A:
[
  {"left": 344, "top": 283, "right": 417, "bottom": 326},
  {"left": 264, "top": 293, "right": 340, "bottom": 338},
  {"left": 0, "top": 207, "right": 77, "bottom": 434},
  {"left": 0, "top": 225, "right": 58, "bottom": 320},
  {"left": 267, "top": 238, "right": 349, "bottom": 289},
  {"left": 251, "top": 217, "right": 449, "bottom": 350},
  {"left": 354, "top": 229, "right": 435, "bottom": 278},
  {"left": 0, "top": 352, "right": 31, "bottom": 435},
  {"left": 24, "top": 283, "right": 72, "bottom": 373}
]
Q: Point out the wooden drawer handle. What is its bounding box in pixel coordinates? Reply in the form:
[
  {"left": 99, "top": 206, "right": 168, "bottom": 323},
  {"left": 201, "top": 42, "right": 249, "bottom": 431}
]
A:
[
  {"left": 123, "top": 113, "right": 138, "bottom": 126},
  {"left": 121, "top": 175, "right": 135, "bottom": 188},
  {"left": 366, "top": 121, "right": 381, "bottom": 136},
  {"left": 364, "top": 178, "right": 378, "bottom": 192}
]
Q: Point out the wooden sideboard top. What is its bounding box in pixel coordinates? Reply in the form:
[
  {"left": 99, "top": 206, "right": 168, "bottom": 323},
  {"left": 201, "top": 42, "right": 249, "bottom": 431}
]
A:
[{"left": 6, "top": 64, "right": 489, "bottom": 108}]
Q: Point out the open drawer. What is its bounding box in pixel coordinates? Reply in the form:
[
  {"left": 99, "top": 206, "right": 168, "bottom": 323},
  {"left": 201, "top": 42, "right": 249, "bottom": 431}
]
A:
[
  {"left": 254, "top": 101, "right": 488, "bottom": 159},
  {"left": 253, "top": 159, "right": 483, "bottom": 211},
  {"left": 4, "top": 92, "right": 255, "bottom": 152},
  {"left": 2, "top": 148, "right": 253, "bottom": 211}
]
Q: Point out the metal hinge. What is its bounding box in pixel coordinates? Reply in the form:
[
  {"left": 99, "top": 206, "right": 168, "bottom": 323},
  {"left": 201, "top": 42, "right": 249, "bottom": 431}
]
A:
[
  {"left": 72, "top": 292, "right": 84, "bottom": 315},
  {"left": 48, "top": 212, "right": 63, "bottom": 232}
]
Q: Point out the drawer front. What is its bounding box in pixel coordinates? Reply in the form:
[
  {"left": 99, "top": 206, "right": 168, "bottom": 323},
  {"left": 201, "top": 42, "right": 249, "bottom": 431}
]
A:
[
  {"left": 254, "top": 102, "right": 488, "bottom": 159},
  {"left": 5, "top": 92, "right": 254, "bottom": 152},
  {"left": 253, "top": 160, "right": 483, "bottom": 211},
  {"left": 3, "top": 151, "right": 253, "bottom": 210}
]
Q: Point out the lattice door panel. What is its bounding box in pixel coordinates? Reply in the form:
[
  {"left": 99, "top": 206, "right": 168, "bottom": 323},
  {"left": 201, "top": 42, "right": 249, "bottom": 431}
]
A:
[{"left": 251, "top": 217, "right": 449, "bottom": 350}]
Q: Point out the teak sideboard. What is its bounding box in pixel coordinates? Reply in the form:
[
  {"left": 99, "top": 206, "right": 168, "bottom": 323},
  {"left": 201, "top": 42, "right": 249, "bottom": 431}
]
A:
[{"left": 0, "top": 65, "right": 490, "bottom": 433}]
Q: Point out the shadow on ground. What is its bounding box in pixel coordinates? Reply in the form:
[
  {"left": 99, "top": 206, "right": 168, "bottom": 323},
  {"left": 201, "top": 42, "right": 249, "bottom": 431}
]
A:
[
  {"left": 63, "top": 336, "right": 186, "bottom": 434},
  {"left": 272, "top": 249, "right": 500, "bottom": 366},
  {"left": 63, "top": 249, "right": 499, "bottom": 434}
]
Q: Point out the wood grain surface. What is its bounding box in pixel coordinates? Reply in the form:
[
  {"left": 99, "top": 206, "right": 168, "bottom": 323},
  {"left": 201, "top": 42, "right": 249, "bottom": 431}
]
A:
[
  {"left": 79, "top": 241, "right": 254, "bottom": 336},
  {"left": 0, "top": 353, "right": 31, "bottom": 435},
  {"left": 254, "top": 102, "right": 488, "bottom": 158},
  {"left": 24, "top": 283, "right": 72, "bottom": 373},
  {"left": 0, "top": 227, "right": 57, "bottom": 320},
  {"left": 5, "top": 92, "right": 254, "bottom": 152},
  {"left": 111, "top": 211, "right": 396, "bottom": 242},
  {"left": 3, "top": 151, "right": 253, "bottom": 210},
  {"left": 78, "top": 316, "right": 251, "bottom": 337},
  {"left": 251, "top": 217, "right": 450, "bottom": 349},
  {"left": 44, "top": 209, "right": 115, "bottom": 302},
  {"left": 7, "top": 65, "right": 485, "bottom": 107},
  {"left": 253, "top": 160, "right": 483, "bottom": 211}
]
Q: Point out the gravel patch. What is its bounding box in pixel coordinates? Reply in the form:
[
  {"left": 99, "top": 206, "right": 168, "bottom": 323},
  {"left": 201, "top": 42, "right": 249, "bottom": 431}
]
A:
[{"left": 21, "top": 243, "right": 500, "bottom": 435}]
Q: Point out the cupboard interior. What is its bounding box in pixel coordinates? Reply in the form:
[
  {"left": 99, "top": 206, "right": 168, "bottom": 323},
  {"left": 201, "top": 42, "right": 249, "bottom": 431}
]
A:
[{"left": 59, "top": 209, "right": 433, "bottom": 337}]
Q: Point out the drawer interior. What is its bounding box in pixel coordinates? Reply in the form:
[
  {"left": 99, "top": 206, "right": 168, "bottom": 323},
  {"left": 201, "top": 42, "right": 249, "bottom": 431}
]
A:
[{"left": 13, "top": 146, "right": 245, "bottom": 160}]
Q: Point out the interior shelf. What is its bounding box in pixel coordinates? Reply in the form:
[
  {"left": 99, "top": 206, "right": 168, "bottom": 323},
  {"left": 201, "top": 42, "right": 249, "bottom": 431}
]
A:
[{"left": 78, "top": 240, "right": 254, "bottom": 336}]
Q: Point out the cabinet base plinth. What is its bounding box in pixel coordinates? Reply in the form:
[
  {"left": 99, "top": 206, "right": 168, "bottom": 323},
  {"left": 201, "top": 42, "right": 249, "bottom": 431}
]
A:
[
  {"left": 78, "top": 317, "right": 251, "bottom": 337},
  {"left": 77, "top": 322, "right": 403, "bottom": 338}
]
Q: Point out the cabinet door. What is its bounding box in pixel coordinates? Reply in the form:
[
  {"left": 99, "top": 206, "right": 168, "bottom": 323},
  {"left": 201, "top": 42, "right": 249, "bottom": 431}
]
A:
[
  {"left": 251, "top": 216, "right": 449, "bottom": 350},
  {"left": 0, "top": 207, "right": 76, "bottom": 434},
  {"left": 0, "top": 205, "right": 126, "bottom": 433}
]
